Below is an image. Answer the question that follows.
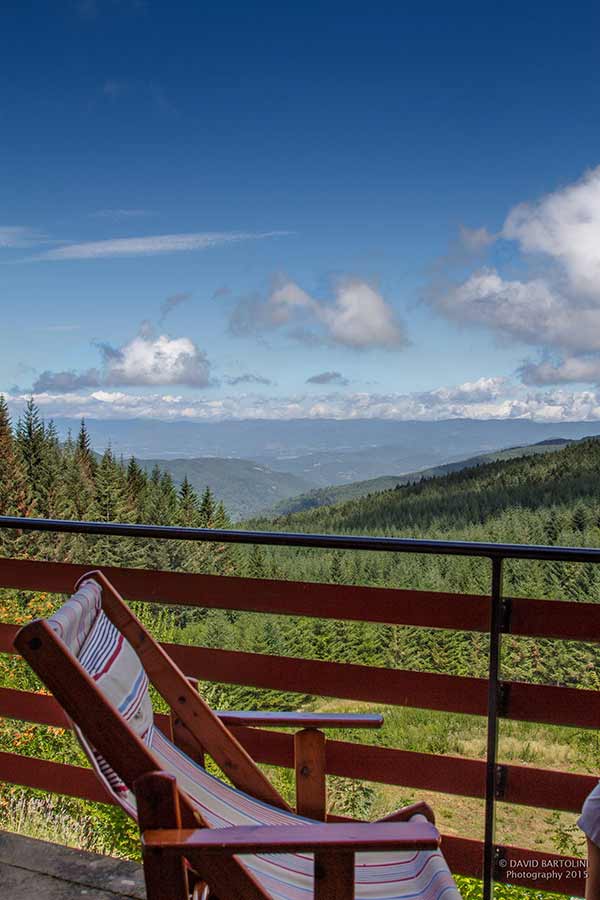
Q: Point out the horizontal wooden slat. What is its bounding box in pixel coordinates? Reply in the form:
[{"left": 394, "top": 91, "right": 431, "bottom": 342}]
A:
[
  {"left": 507, "top": 680, "right": 600, "bottom": 729},
  {"left": 0, "top": 750, "right": 115, "bottom": 804},
  {"left": 163, "top": 642, "right": 492, "bottom": 714},
  {"left": 502, "top": 763, "right": 595, "bottom": 813},
  {"left": 441, "top": 834, "right": 483, "bottom": 879},
  {"left": 0, "top": 557, "right": 492, "bottom": 630},
  {"left": 2, "top": 687, "right": 596, "bottom": 813},
  {"left": 0, "top": 621, "right": 18, "bottom": 653},
  {"left": 238, "top": 726, "right": 487, "bottom": 796},
  {"left": 0, "top": 686, "right": 70, "bottom": 727},
  {"left": 3, "top": 556, "right": 600, "bottom": 644},
  {"left": 510, "top": 594, "right": 600, "bottom": 642}
]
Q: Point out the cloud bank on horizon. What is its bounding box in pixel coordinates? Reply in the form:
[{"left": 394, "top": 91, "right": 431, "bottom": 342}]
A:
[{"left": 6, "top": 375, "right": 600, "bottom": 423}]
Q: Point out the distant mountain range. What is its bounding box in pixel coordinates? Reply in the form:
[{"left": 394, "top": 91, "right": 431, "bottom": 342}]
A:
[
  {"left": 53, "top": 416, "right": 600, "bottom": 519},
  {"left": 53, "top": 417, "right": 600, "bottom": 472}
]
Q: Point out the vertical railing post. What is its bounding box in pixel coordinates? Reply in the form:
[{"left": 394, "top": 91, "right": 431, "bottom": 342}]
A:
[{"left": 483, "top": 556, "right": 504, "bottom": 900}]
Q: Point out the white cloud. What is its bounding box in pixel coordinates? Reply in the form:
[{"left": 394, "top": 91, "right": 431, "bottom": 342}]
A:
[
  {"left": 8, "top": 376, "right": 600, "bottom": 423},
  {"left": 430, "top": 166, "right": 600, "bottom": 388},
  {"left": 503, "top": 165, "right": 600, "bottom": 299},
  {"left": 26, "top": 230, "right": 288, "bottom": 262},
  {"left": 423, "top": 376, "right": 509, "bottom": 405},
  {"left": 102, "top": 331, "right": 211, "bottom": 386},
  {"left": 317, "top": 280, "right": 407, "bottom": 348},
  {"left": 268, "top": 281, "right": 315, "bottom": 324},
  {"left": 231, "top": 277, "right": 407, "bottom": 349},
  {"left": 32, "top": 326, "right": 212, "bottom": 392},
  {"left": 438, "top": 268, "right": 600, "bottom": 352}
]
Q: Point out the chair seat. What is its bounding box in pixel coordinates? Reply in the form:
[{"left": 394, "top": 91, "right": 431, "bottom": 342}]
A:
[{"left": 81, "top": 724, "right": 461, "bottom": 900}]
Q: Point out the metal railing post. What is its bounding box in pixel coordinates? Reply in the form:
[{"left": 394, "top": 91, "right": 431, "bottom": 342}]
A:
[{"left": 483, "top": 556, "right": 504, "bottom": 900}]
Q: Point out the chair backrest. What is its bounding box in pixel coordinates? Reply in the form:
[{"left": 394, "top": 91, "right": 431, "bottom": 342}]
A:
[
  {"left": 45, "top": 577, "right": 154, "bottom": 812},
  {"left": 15, "top": 569, "right": 289, "bottom": 815}
]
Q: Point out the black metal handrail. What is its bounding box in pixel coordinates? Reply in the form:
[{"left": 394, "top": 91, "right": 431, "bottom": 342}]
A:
[
  {"left": 1, "top": 514, "right": 600, "bottom": 562},
  {"left": 1, "top": 513, "right": 598, "bottom": 899}
]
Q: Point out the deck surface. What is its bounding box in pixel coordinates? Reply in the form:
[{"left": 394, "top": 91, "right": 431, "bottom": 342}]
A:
[{"left": 0, "top": 831, "right": 146, "bottom": 898}]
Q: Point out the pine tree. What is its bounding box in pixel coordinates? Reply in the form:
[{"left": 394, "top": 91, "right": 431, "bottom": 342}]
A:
[
  {"left": 0, "top": 396, "right": 32, "bottom": 557},
  {"left": 199, "top": 486, "right": 215, "bottom": 527},
  {"left": 126, "top": 458, "right": 147, "bottom": 514},
  {"left": 178, "top": 476, "right": 200, "bottom": 526},
  {"left": 572, "top": 504, "right": 588, "bottom": 534},
  {"left": 94, "top": 448, "right": 132, "bottom": 565},
  {"left": 247, "top": 544, "right": 266, "bottom": 578},
  {"left": 76, "top": 419, "right": 96, "bottom": 475},
  {"left": 329, "top": 551, "right": 345, "bottom": 584},
  {"left": 58, "top": 435, "right": 98, "bottom": 562},
  {"left": 16, "top": 398, "right": 47, "bottom": 513}
]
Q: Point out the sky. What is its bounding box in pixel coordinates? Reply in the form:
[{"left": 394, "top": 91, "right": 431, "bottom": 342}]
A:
[{"left": 2, "top": 0, "right": 600, "bottom": 423}]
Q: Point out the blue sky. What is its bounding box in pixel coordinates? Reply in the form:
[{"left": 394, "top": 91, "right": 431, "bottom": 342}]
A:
[{"left": 2, "top": 0, "right": 600, "bottom": 421}]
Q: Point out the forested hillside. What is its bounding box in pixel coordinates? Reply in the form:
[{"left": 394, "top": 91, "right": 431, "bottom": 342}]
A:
[
  {"left": 136, "top": 455, "right": 312, "bottom": 520},
  {"left": 266, "top": 438, "right": 573, "bottom": 517},
  {"left": 1, "top": 398, "right": 599, "bottom": 883}
]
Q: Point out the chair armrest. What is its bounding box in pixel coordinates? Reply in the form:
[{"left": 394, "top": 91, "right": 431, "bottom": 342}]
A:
[
  {"left": 183, "top": 677, "right": 382, "bottom": 729},
  {"left": 214, "top": 711, "right": 384, "bottom": 729},
  {"left": 142, "top": 821, "right": 440, "bottom": 855}
]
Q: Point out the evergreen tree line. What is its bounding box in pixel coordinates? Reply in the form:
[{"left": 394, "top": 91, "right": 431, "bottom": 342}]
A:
[
  {"left": 3, "top": 397, "right": 600, "bottom": 697},
  {"left": 0, "top": 397, "right": 235, "bottom": 576}
]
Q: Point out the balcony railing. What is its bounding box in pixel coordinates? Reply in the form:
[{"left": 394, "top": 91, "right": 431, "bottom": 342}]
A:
[{"left": 1, "top": 515, "right": 600, "bottom": 899}]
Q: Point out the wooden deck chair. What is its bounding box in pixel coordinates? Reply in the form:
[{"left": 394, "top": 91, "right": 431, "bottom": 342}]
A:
[{"left": 15, "top": 570, "right": 462, "bottom": 900}]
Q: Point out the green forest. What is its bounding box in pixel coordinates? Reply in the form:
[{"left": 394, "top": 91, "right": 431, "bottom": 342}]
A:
[{"left": 2, "top": 397, "right": 600, "bottom": 898}]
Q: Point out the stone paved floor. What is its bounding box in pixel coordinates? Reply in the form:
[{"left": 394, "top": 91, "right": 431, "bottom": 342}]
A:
[{"left": 0, "top": 831, "right": 146, "bottom": 898}]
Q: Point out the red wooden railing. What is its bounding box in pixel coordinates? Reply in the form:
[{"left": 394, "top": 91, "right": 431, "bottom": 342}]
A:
[{"left": 0, "top": 554, "right": 597, "bottom": 896}]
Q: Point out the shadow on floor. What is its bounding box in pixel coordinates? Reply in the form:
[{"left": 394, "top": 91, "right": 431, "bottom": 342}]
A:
[{"left": 0, "top": 831, "right": 145, "bottom": 899}]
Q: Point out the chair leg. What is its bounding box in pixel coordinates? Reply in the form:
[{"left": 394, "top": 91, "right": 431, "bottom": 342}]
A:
[
  {"left": 314, "top": 851, "right": 355, "bottom": 900},
  {"left": 295, "top": 727, "right": 326, "bottom": 820},
  {"left": 135, "top": 771, "right": 189, "bottom": 900}
]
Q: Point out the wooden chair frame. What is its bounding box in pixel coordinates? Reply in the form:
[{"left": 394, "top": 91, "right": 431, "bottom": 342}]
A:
[{"left": 15, "top": 569, "right": 441, "bottom": 900}]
